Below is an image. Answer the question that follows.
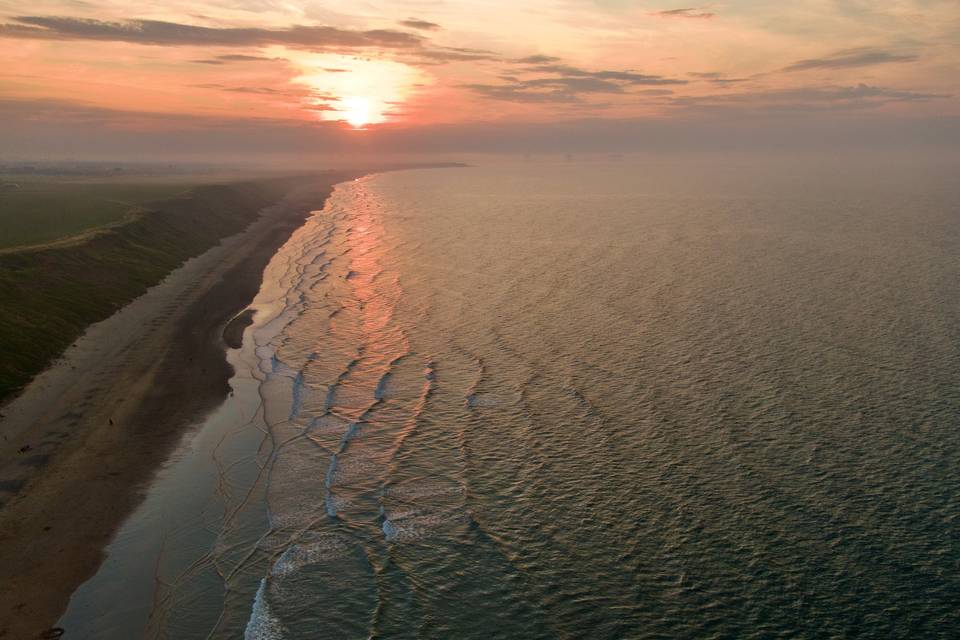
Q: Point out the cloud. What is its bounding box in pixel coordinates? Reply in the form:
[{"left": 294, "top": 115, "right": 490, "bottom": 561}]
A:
[
  {"left": 222, "top": 86, "right": 288, "bottom": 95},
  {"left": 673, "top": 83, "right": 949, "bottom": 112},
  {"left": 302, "top": 103, "right": 337, "bottom": 112},
  {"left": 522, "top": 77, "right": 627, "bottom": 93},
  {"left": 654, "top": 7, "right": 715, "bottom": 19},
  {"left": 399, "top": 18, "right": 441, "bottom": 31},
  {"left": 0, "top": 96, "right": 358, "bottom": 135},
  {"left": 216, "top": 54, "right": 273, "bottom": 61},
  {"left": 0, "top": 96, "right": 304, "bottom": 128},
  {"left": 189, "top": 83, "right": 327, "bottom": 100},
  {"left": 526, "top": 63, "right": 688, "bottom": 86},
  {"left": 410, "top": 46, "right": 500, "bottom": 64},
  {"left": 784, "top": 48, "right": 919, "bottom": 71},
  {"left": 689, "top": 72, "right": 751, "bottom": 86},
  {"left": 514, "top": 55, "right": 562, "bottom": 64},
  {"left": 0, "top": 15, "right": 423, "bottom": 50},
  {"left": 710, "top": 78, "right": 750, "bottom": 86},
  {"left": 192, "top": 53, "right": 277, "bottom": 64},
  {"left": 460, "top": 83, "right": 581, "bottom": 103},
  {"left": 464, "top": 68, "right": 685, "bottom": 103},
  {"left": 463, "top": 60, "right": 687, "bottom": 103}
]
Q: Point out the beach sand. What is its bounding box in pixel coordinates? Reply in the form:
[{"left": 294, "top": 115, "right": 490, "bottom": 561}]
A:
[{"left": 0, "top": 172, "right": 363, "bottom": 639}]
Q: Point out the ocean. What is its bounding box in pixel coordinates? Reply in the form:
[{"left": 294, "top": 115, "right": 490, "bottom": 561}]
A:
[{"left": 60, "top": 157, "right": 960, "bottom": 638}]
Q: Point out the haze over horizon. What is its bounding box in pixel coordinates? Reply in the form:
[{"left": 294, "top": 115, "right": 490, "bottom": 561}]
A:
[{"left": 2, "top": 0, "right": 958, "bottom": 160}]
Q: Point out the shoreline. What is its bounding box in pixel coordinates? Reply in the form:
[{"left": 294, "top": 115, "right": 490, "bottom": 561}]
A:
[
  {"left": 223, "top": 309, "right": 256, "bottom": 350},
  {"left": 0, "top": 171, "right": 366, "bottom": 639}
]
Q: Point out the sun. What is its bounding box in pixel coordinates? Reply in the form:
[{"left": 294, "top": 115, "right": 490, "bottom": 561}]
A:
[
  {"left": 281, "top": 51, "right": 429, "bottom": 129},
  {"left": 342, "top": 96, "right": 372, "bottom": 129}
]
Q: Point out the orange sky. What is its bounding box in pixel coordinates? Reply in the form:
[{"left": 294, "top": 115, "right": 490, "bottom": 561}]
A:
[{"left": 0, "top": 1, "right": 957, "bottom": 155}]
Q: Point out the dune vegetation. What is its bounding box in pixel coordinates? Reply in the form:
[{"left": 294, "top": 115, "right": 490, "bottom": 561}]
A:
[
  {"left": 0, "top": 180, "right": 194, "bottom": 250},
  {"left": 0, "top": 178, "right": 303, "bottom": 401}
]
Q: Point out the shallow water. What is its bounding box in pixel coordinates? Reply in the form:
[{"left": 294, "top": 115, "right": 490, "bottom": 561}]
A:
[{"left": 62, "top": 159, "right": 960, "bottom": 638}]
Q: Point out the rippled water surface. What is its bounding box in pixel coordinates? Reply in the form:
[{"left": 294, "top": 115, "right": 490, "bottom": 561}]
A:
[{"left": 62, "top": 159, "right": 960, "bottom": 638}]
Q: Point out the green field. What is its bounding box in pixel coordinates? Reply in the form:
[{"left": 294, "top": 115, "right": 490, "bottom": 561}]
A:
[
  {"left": 0, "top": 181, "right": 192, "bottom": 249},
  {"left": 0, "top": 177, "right": 308, "bottom": 401}
]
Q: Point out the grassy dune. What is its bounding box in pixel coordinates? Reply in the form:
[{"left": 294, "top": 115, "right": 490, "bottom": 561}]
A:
[
  {"left": 0, "top": 181, "right": 193, "bottom": 249},
  {"left": 0, "top": 178, "right": 304, "bottom": 401}
]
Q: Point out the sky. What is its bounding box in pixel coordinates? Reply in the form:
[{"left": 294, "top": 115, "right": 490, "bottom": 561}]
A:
[{"left": 1, "top": 0, "right": 958, "bottom": 160}]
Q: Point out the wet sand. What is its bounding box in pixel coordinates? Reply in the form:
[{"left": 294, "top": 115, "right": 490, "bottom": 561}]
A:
[
  {"left": 223, "top": 310, "right": 256, "bottom": 350},
  {"left": 0, "top": 172, "right": 364, "bottom": 639}
]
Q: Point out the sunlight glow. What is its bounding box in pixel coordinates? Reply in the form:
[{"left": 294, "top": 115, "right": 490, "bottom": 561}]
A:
[
  {"left": 277, "top": 49, "right": 428, "bottom": 128},
  {"left": 342, "top": 96, "right": 372, "bottom": 129}
]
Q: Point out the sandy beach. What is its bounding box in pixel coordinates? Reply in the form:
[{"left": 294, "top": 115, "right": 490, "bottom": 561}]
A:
[{"left": 0, "top": 172, "right": 363, "bottom": 639}]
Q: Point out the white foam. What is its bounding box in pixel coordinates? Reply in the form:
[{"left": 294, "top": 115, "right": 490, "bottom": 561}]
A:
[
  {"left": 271, "top": 535, "right": 351, "bottom": 579},
  {"left": 382, "top": 508, "right": 467, "bottom": 543},
  {"left": 244, "top": 579, "right": 285, "bottom": 640}
]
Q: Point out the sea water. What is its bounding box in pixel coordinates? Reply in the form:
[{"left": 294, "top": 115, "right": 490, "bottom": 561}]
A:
[{"left": 61, "top": 157, "right": 960, "bottom": 638}]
